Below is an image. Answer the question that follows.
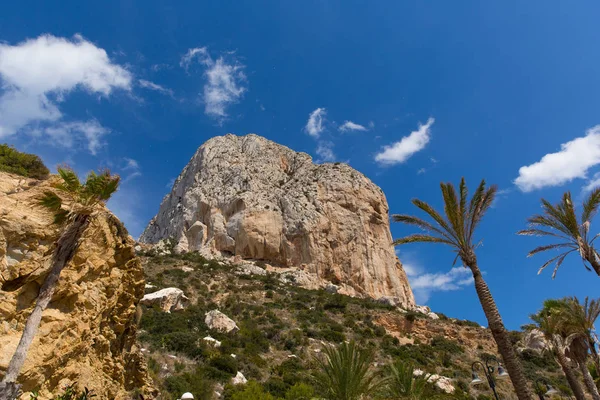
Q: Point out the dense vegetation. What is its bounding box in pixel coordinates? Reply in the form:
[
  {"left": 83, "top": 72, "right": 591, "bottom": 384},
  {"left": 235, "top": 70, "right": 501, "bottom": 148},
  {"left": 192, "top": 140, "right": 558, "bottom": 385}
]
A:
[
  {"left": 0, "top": 144, "right": 49, "bottom": 179},
  {"left": 138, "top": 252, "right": 568, "bottom": 400}
]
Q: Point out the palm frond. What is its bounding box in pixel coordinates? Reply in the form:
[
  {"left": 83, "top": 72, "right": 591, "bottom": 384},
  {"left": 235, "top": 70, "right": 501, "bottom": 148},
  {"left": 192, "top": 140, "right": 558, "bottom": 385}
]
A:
[
  {"left": 393, "top": 234, "right": 455, "bottom": 246},
  {"left": 527, "top": 243, "right": 576, "bottom": 257},
  {"left": 459, "top": 177, "right": 468, "bottom": 232},
  {"left": 583, "top": 187, "right": 600, "bottom": 224},
  {"left": 552, "top": 249, "right": 577, "bottom": 279},
  {"left": 440, "top": 182, "right": 464, "bottom": 245},
  {"left": 517, "top": 228, "right": 573, "bottom": 242},
  {"left": 53, "top": 209, "right": 70, "bottom": 225},
  {"left": 467, "top": 182, "right": 497, "bottom": 243},
  {"left": 527, "top": 214, "right": 575, "bottom": 238},
  {"left": 411, "top": 199, "right": 459, "bottom": 242},
  {"left": 39, "top": 191, "right": 62, "bottom": 211},
  {"left": 55, "top": 167, "right": 81, "bottom": 194},
  {"left": 392, "top": 214, "right": 458, "bottom": 246},
  {"left": 537, "top": 253, "right": 569, "bottom": 275}
]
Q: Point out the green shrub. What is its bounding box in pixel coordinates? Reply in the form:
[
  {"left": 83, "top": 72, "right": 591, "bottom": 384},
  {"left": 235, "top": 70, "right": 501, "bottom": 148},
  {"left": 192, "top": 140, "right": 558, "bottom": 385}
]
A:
[
  {"left": 163, "top": 368, "right": 214, "bottom": 400},
  {"left": 209, "top": 354, "right": 238, "bottom": 376},
  {"left": 430, "top": 336, "right": 464, "bottom": 354},
  {"left": 0, "top": 144, "right": 49, "bottom": 179},
  {"left": 284, "top": 383, "right": 315, "bottom": 400},
  {"left": 230, "top": 381, "right": 275, "bottom": 400}
]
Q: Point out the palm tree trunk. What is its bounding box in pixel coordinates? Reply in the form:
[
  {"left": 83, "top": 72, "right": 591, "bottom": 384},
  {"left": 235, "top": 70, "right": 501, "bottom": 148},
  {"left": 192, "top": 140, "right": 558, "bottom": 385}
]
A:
[
  {"left": 584, "top": 247, "right": 600, "bottom": 276},
  {"left": 588, "top": 336, "right": 600, "bottom": 385},
  {"left": 0, "top": 214, "right": 89, "bottom": 399},
  {"left": 553, "top": 341, "right": 586, "bottom": 400},
  {"left": 580, "top": 360, "right": 600, "bottom": 400},
  {"left": 465, "top": 260, "right": 533, "bottom": 400}
]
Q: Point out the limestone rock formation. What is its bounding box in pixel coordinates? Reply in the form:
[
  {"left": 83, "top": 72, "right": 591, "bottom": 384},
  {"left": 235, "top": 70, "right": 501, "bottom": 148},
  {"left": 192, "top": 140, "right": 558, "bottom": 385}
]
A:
[
  {"left": 141, "top": 134, "right": 415, "bottom": 307},
  {"left": 0, "top": 172, "right": 155, "bottom": 399},
  {"left": 140, "top": 287, "right": 189, "bottom": 313},
  {"left": 205, "top": 310, "right": 238, "bottom": 333}
]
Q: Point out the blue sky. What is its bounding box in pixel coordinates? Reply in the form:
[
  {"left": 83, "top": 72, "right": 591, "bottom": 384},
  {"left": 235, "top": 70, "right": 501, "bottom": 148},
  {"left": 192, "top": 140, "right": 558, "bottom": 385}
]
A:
[{"left": 2, "top": 1, "right": 600, "bottom": 329}]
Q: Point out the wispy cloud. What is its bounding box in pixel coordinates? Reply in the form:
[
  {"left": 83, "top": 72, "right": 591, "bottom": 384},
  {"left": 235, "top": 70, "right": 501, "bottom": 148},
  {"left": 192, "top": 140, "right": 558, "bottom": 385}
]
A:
[
  {"left": 515, "top": 125, "right": 600, "bottom": 192},
  {"left": 339, "top": 120, "right": 367, "bottom": 132},
  {"left": 0, "top": 34, "right": 131, "bottom": 153},
  {"left": 180, "top": 47, "right": 247, "bottom": 121},
  {"left": 121, "top": 157, "right": 142, "bottom": 182},
  {"left": 399, "top": 250, "right": 473, "bottom": 304},
  {"left": 40, "top": 120, "right": 110, "bottom": 155},
  {"left": 375, "top": 118, "right": 435, "bottom": 165},
  {"left": 315, "top": 141, "right": 336, "bottom": 163},
  {"left": 305, "top": 108, "right": 326, "bottom": 138},
  {"left": 138, "top": 79, "right": 174, "bottom": 96}
]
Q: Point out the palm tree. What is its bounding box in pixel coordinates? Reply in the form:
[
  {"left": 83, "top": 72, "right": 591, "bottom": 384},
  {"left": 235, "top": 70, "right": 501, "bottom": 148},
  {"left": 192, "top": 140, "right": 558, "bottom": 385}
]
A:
[
  {"left": 518, "top": 189, "right": 600, "bottom": 278},
  {"left": 0, "top": 167, "right": 120, "bottom": 399},
  {"left": 556, "top": 297, "right": 600, "bottom": 400},
  {"left": 386, "top": 361, "right": 435, "bottom": 400},
  {"left": 528, "top": 300, "right": 586, "bottom": 400},
  {"left": 393, "top": 178, "right": 532, "bottom": 400},
  {"left": 313, "top": 341, "right": 383, "bottom": 400}
]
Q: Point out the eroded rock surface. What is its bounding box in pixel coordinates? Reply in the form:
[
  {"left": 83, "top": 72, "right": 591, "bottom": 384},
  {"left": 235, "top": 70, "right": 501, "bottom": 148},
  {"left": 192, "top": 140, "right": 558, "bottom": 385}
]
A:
[
  {"left": 0, "top": 172, "right": 155, "bottom": 399},
  {"left": 141, "top": 134, "right": 414, "bottom": 307},
  {"left": 140, "top": 287, "right": 189, "bottom": 313}
]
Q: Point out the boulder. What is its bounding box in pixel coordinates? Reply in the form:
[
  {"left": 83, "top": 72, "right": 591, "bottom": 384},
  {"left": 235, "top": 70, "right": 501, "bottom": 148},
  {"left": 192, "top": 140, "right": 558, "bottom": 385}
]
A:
[
  {"left": 414, "top": 369, "right": 454, "bottom": 394},
  {"left": 235, "top": 263, "right": 267, "bottom": 276},
  {"left": 140, "top": 288, "right": 189, "bottom": 313},
  {"left": 205, "top": 310, "right": 238, "bottom": 333},
  {"left": 202, "top": 336, "right": 222, "bottom": 348},
  {"left": 232, "top": 371, "right": 247, "bottom": 385}
]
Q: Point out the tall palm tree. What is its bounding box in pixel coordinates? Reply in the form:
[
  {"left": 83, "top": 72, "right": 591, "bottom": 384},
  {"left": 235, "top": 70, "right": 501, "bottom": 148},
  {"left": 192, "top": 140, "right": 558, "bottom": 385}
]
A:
[
  {"left": 312, "top": 341, "right": 383, "bottom": 400},
  {"left": 393, "top": 178, "right": 532, "bottom": 400},
  {"left": 386, "top": 361, "right": 435, "bottom": 400},
  {"left": 528, "top": 300, "right": 587, "bottom": 400},
  {"left": 518, "top": 189, "right": 600, "bottom": 278},
  {"left": 0, "top": 167, "right": 120, "bottom": 400}
]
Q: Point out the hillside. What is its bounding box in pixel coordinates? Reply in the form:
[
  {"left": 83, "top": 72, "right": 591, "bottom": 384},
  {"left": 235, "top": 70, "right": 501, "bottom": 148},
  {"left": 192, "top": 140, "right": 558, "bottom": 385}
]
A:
[{"left": 138, "top": 251, "right": 568, "bottom": 400}]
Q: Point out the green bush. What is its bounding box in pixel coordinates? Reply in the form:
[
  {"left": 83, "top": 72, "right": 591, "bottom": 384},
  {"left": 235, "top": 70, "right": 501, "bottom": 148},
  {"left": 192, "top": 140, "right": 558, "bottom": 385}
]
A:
[
  {"left": 230, "top": 381, "right": 275, "bottom": 400},
  {"left": 0, "top": 144, "right": 49, "bottom": 179},
  {"left": 430, "top": 336, "right": 464, "bottom": 354},
  {"left": 284, "top": 383, "right": 315, "bottom": 400},
  {"left": 163, "top": 368, "right": 214, "bottom": 400}
]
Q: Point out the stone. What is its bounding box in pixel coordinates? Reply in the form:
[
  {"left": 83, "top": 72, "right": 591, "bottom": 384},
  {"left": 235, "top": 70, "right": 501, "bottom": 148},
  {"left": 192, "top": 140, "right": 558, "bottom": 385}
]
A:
[
  {"left": 427, "top": 312, "right": 440, "bottom": 320},
  {"left": 232, "top": 371, "right": 247, "bottom": 385},
  {"left": 180, "top": 266, "right": 194, "bottom": 273},
  {"left": 325, "top": 283, "right": 340, "bottom": 294},
  {"left": 140, "top": 134, "right": 414, "bottom": 307},
  {"left": 235, "top": 263, "right": 267, "bottom": 276},
  {"left": 205, "top": 310, "right": 238, "bottom": 333},
  {"left": 518, "top": 329, "right": 548, "bottom": 354},
  {"left": 140, "top": 288, "right": 189, "bottom": 313},
  {"left": 414, "top": 369, "right": 454, "bottom": 394},
  {"left": 0, "top": 172, "right": 156, "bottom": 399},
  {"left": 203, "top": 336, "right": 222, "bottom": 348}
]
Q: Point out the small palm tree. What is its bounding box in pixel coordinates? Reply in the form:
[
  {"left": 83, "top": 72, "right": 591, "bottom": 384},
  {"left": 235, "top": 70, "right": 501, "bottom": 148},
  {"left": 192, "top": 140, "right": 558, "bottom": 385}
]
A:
[
  {"left": 556, "top": 297, "right": 600, "bottom": 400},
  {"left": 393, "top": 178, "right": 532, "bottom": 400},
  {"left": 386, "top": 361, "right": 435, "bottom": 400},
  {"left": 518, "top": 189, "right": 600, "bottom": 278},
  {"left": 313, "top": 341, "right": 383, "bottom": 400},
  {"left": 528, "top": 300, "right": 586, "bottom": 400},
  {"left": 0, "top": 167, "right": 120, "bottom": 399}
]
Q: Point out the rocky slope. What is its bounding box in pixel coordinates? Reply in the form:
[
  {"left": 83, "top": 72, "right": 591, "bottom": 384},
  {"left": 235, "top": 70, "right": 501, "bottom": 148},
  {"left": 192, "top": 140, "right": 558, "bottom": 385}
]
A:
[
  {"left": 141, "top": 134, "right": 414, "bottom": 307},
  {"left": 138, "top": 252, "right": 568, "bottom": 400},
  {"left": 0, "top": 172, "right": 155, "bottom": 399}
]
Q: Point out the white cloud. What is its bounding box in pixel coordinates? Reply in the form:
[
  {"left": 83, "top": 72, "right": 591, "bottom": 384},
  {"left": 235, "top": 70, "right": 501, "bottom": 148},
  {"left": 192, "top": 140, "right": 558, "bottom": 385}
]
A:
[
  {"left": 138, "top": 79, "right": 173, "bottom": 96},
  {"left": 0, "top": 34, "right": 131, "bottom": 152},
  {"left": 305, "top": 108, "right": 326, "bottom": 138},
  {"left": 315, "top": 141, "right": 336, "bottom": 162},
  {"left": 583, "top": 172, "right": 600, "bottom": 193},
  {"left": 398, "top": 250, "right": 473, "bottom": 304},
  {"left": 339, "top": 120, "right": 367, "bottom": 132},
  {"left": 374, "top": 118, "right": 435, "bottom": 165},
  {"left": 515, "top": 125, "right": 600, "bottom": 192},
  {"left": 121, "top": 157, "right": 142, "bottom": 183},
  {"left": 41, "top": 120, "right": 110, "bottom": 155},
  {"left": 180, "top": 47, "right": 246, "bottom": 120}
]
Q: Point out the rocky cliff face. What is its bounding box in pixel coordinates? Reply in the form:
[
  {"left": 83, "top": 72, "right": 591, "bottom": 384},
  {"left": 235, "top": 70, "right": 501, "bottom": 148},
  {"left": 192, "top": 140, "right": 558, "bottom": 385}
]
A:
[
  {"left": 0, "top": 172, "right": 155, "bottom": 399},
  {"left": 141, "top": 134, "right": 415, "bottom": 307}
]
